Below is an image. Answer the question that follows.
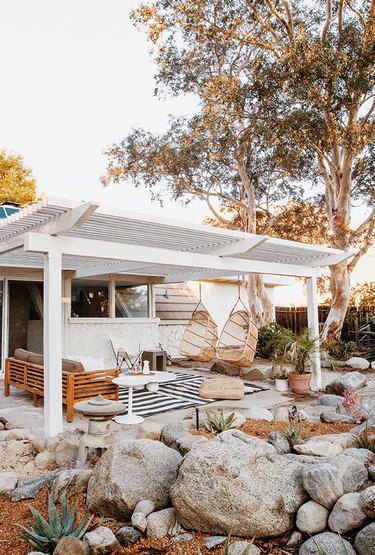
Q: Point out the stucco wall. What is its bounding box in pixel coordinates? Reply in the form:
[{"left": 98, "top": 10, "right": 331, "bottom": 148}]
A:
[
  {"left": 159, "top": 322, "right": 186, "bottom": 358},
  {"left": 64, "top": 318, "right": 160, "bottom": 368}
]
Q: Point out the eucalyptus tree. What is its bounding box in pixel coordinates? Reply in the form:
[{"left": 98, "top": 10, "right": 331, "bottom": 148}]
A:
[
  {"left": 103, "top": 0, "right": 374, "bottom": 337},
  {"left": 103, "top": 3, "right": 312, "bottom": 327}
]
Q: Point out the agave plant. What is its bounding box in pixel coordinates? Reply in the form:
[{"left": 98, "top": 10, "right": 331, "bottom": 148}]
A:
[
  {"left": 205, "top": 409, "right": 236, "bottom": 433},
  {"left": 17, "top": 495, "right": 93, "bottom": 553}
]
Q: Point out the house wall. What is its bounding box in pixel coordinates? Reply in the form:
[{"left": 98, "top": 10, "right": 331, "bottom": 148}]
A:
[
  {"left": 159, "top": 322, "right": 186, "bottom": 358},
  {"left": 63, "top": 318, "right": 160, "bottom": 368}
]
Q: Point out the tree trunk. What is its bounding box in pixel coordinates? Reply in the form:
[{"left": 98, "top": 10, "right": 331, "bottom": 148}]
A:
[
  {"left": 321, "top": 261, "right": 351, "bottom": 340},
  {"left": 246, "top": 274, "right": 274, "bottom": 328}
]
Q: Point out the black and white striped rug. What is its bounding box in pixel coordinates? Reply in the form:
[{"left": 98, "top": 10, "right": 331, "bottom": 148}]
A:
[{"left": 117, "top": 373, "right": 264, "bottom": 418}]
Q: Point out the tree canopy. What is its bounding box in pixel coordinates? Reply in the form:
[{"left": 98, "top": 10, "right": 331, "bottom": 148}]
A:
[
  {"left": 103, "top": 0, "right": 374, "bottom": 337},
  {"left": 0, "top": 149, "right": 37, "bottom": 206}
]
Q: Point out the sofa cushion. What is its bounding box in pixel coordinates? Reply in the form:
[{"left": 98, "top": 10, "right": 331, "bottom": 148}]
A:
[
  {"left": 66, "top": 355, "right": 106, "bottom": 371},
  {"left": 14, "top": 348, "right": 31, "bottom": 362},
  {"left": 62, "top": 359, "right": 84, "bottom": 373},
  {"left": 29, "top": 353, "right": 44, "bottom": 367}
]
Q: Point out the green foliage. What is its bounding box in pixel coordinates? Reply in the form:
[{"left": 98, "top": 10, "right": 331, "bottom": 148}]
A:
[
  {"left": 17, "top": 495, "right": 92, "bottom": 553},
  {"left": 283, "top": 422, "right": 305, "bottom": 445},
  {"left": 321, "top": 338, "right": 356, "bottom": 359},
  {"left": 0, "top": 149, "right": 37, "bottom": 206},
  {"left": 273, "top": 369, "right": 288, "bottom": 380},
  {"left": 276, "top": 328, "right": 317, "bottom": 375},
  {"left": 205, "top": 409, "right": 236, "bottom": 433},
  {"left": 257, "top": 322, "right": 294, "bottom": 359},
  {"left": 105, "top": 0, "right": 374, "bottom": 339}
]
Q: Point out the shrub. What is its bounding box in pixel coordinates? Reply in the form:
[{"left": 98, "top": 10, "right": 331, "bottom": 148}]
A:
[{"left": 257, "top": 322, "right": 294, "bottom": 359}]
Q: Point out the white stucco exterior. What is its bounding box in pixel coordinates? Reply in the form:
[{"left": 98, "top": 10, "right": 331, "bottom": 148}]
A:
[{"left": 64, "top": 318, "right": 160, "bottom": 368}]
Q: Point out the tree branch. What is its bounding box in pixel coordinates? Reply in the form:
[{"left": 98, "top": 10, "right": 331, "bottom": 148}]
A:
[{"left": 322, "top": 0, "right": 332, "bottom": 44}]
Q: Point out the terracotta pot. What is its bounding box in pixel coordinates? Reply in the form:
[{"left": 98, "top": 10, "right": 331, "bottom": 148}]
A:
[{"left": 288, "top": 373, "right": 311, "bottom": 395}]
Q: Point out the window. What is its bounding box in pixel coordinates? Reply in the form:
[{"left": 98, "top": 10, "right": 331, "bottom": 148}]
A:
[
  {"left": 71, "top": 280, "right": 109, "bottom": 318},
  {"left": 115, "top": 283, "right": 148, "bottom": 318},
  {"left": 70, "top": 279, "right": 150, "bottom": 318}
]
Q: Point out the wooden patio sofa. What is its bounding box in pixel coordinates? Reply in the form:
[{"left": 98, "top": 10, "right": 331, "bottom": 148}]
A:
[{"left": 4, "top": 349, "right": 119, "bottom": 422}]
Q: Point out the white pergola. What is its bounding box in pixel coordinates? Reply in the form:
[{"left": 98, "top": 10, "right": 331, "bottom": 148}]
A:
[{"left": 0, "top": 198, "right": 352, "bottom": 436}]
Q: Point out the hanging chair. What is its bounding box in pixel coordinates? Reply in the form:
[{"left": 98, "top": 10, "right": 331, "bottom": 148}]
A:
[
  {"left": 216, "top": 297, "right": 258, "bottom": 367},
  {"left": 179, "top": 301, "right": 218, "bottom": 362}
]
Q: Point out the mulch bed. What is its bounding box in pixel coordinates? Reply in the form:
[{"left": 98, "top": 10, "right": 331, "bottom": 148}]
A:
[
  {"left": 192, "top": 418, "right": 357, "bottom": 440},
  {"left": 0, "top": 489, "right": 296, "bottom": 555}
]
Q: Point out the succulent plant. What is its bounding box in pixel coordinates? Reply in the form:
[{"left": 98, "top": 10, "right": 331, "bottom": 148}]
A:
[
  {"left": 205, "top": 409, "right": 236, "bottom": 433},
  {"left": 17, "top": 494, "right": 93, "bottom": 553}
]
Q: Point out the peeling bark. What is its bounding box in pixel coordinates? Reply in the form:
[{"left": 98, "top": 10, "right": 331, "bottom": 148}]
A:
[
  {"left": 321, "top": 262, "right": 351, "bottom": 340},
  {"left": 246, "top": 274, "right": 273, "bottom": 327}
]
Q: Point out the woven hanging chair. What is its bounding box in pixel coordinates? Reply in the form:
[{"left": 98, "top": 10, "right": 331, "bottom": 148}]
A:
[
  {"left": 179, "top": 302, "right": 218, "bottom": 362},
  {"left": 216, "top": 298, "right": 258, "bottom": 367}
]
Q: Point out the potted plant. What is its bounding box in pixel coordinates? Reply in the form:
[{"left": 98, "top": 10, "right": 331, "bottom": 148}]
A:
[
  {"left": 273, "top": 368, "right": 289, "bottom": 392},
  {"left": 275, "top": 328, "right": 317, "bottom": 395}
]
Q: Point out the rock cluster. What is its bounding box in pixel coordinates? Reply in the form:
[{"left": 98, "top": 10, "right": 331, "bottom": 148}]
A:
[{"left": 2, "top": 370, "right": 374, "bottom": 555}]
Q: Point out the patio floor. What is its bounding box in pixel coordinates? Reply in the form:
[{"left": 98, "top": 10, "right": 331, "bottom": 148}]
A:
[{"left": 0, "top": 364, "right": 348, "bottom": 440}]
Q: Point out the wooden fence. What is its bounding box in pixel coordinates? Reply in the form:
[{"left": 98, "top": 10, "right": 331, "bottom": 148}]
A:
[{"left": 275, "top": 305, "right": 375, "bottom": 342}]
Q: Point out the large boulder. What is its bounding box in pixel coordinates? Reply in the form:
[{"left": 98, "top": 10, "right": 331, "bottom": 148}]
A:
[
  {"left": 299, "top": 532, "right": 356, "bottom": 555},
  {"left": 302, "top": 463, "right": 344, "bottom": 509},
  {"left": 171, "top": 430, "right": 307, "bottom": 538},
  {"left": 328, "top": 493, "right": 369, "bottom": 533},
  {"left": 325, "top": 371, "right": 367, "bottom": 395},
  {"left": 355, "top": 523, "right": 375, "bottom": 555},
  {"left": 86, "top": 439, "right": 182, "bottom": 519}
]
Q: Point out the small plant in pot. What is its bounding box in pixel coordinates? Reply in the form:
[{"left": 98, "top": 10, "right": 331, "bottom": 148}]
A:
[
  {"left": 275, "top": 328, "right": 317, "bottom": 395},
  {"left": 273, "top": 367, "right": 289, "bottom": 392}
]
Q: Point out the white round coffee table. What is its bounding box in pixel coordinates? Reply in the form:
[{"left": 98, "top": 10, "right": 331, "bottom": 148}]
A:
[{"left": 113, "top": 372, "right": 176, "bottom": 424}]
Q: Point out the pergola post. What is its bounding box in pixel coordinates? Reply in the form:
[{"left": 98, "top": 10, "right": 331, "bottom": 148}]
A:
[
  {"left": 43, "top": 249, "right": 63, "bottom": 437},
  {"left": 306, "top": 276, "right": 322, "bottom": 390}
]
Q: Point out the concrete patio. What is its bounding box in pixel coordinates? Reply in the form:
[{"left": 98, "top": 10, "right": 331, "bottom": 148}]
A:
[{"left": 0, "top": 363, "right": 349, "bottom": 440}]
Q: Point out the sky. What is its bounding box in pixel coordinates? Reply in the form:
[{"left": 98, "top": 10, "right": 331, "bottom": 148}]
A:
[
  {"left": 0, "top": 0, "right": 373, "bottom": 301},
  {"left": 0, "top": 0, "right": 206, "bottom": 221}
]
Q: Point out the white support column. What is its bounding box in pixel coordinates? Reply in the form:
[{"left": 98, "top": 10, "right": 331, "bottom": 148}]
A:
[
  {"left": 306, "top": 276, "right": 321, "bottom": 391},
  {"left": 109, "top": 277, "right": 116, "bottom": 318},
  {"left": 43, "top": 250, "right": 63, "bottom": 437}
]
